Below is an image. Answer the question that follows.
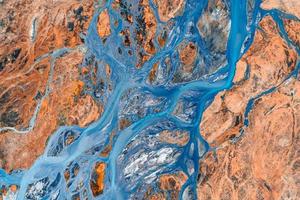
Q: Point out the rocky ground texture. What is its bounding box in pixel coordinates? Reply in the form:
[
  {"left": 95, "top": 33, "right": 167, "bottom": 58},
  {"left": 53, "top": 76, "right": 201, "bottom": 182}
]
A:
[
  {"left": 198, "top": 1, "right": 300, "bottom": 200},
  {"left": 0, "top": 0, "right": 102, "bottom": 171},
  {"left": 0, "top": 0, "right": 299, "bottom": 199}
]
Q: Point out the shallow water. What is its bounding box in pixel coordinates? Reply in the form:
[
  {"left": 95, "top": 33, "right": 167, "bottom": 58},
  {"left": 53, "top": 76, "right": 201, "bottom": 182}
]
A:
[{"left": 1, "top": 0, "right": 297, "bottom": 199}]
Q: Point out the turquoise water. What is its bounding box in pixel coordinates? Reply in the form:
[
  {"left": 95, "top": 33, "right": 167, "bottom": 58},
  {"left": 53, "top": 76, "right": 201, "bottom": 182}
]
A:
[{"left": 1, "top": 0, "right": 298, "bottom": 199}]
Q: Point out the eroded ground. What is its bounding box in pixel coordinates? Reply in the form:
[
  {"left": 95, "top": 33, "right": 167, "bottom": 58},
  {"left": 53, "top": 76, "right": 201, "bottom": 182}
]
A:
[
  {"left": 0, "top": 0, "right": 102, "bottom": 171},
  {"left": 0, "top": 0, "right": 299, "bottom": 199},
  {"left": 198, "top": 2, "right": 300, "bottom": 200}
]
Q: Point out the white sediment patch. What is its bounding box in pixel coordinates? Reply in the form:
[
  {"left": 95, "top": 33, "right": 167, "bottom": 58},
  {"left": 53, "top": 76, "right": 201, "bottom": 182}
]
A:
[{"left": 30, "top": 17, "right": 37, "bottom": 42}]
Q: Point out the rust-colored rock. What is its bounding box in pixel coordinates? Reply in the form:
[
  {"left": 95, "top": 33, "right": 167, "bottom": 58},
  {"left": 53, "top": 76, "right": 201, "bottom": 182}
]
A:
[
  {"left": 68, "top": 94, "right": 103, "bottom": 127},
  {"left": 119, "top": 118, "right": 132, "bottom": 131},
  {"left": 148, "top": 62, "right": 159, "bottom": 83},
  {"left": 32, "top": 1, "right": 94, "bottom": 58},
  {"left": 143, "top": 7, "right": 157, "bottom": 55},
  {"left": 147, "top": 193, "right": 165, "bottom": 200},
  {"left": 49, "top": 51, "right": 103, "bottom": 127},
  {"left": 198, "top": 77, "right": 300, "bottom": 200},
  {"left": 137, "top": 0, "right": 157, "bottom": 67},
  {"left": 200, "top": 91, "right": 243, "bottom": 147},
  {"left": 157, "top": 32, "right": 167, "bottom": 48},
  {"left": 97, "top": 9, "right": 111, "bottom": 38},
  {"left": 112, "top": 0, "right": 158, "bottom": 68},
  {"left": 144, "top": 171, "right": 188, "bottom": 200},
  {"left": 0, "top": 0, "right": 101, "bottom": 172},
  {"left": 233, "top": 60, "right": 248, "bottom": 84},
  {"left": 261, "top": 0, "right": 300, "bottom": 19},
  {"left": 112, "top": 0, "right": 133, "bottom": 23},
  {"left": 64, "top": 169, "right": 71, "bottom": 182},
  {"left": 283, "top": 19, "right": 300, "bottom": 48},
  {"left": 0, "top": 0, "right": 96, "bottom": 134},
  {"left": 200, "top": 16, "right": 297, "bottom": 147},
  {"left": 159, "top": 171, "right": 187, "bottom": 191},
  {"left": 0, "top": 0, "right": 94, "bottom": 72},
  {"left": 158, "top": 130, "right": 190, "bottom": 147},
  {"left": 158, "top": 172, "right": 188, "bottom": 199},
  {"left": 179, "top": 42, "right": 198, "bottom": 73},
  {"left": 198, "top": 15, "right": 300, "bottom": 200},
  {"left": 0, "top": 0, "right": 94, "bottom": 60},
  {"left": 153, "top": 0, "right": 185, "bottom": 22},
  {"left": 90, "top": 162, "right": 106, "bottom": 197},
  {"left": 99, "top": 131, "right": 116, "bottom": 157},
  {"left": 0, "top": 50, "right": 102, "bottom": 172},
  {"left": 0, "top": 57, "right": 50, "bottom": 130}
]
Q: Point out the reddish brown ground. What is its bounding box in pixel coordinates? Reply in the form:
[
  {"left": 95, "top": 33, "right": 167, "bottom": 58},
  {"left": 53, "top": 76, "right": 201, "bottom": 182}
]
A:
[
  {"left": 0, "top": 1, "right": 299, "bottom": 199},
  {"left": 198, "top": 15, "right": 300, "bottom": 200},
  {"left": 152, "top": 0, "right": 185, "bottom": 22},
  {"left": 283, "top": 19, "right": 300, "bottom": 48},
  {"left": 118, "top": 118, "right": 132, "bottom": 131},
  {"left": 158, "top": 130, "right": 190, "bottom": 147},
  {"left": 198, "top": 77, "right": 300, "bottom": 200},
  {"left": 148, "top": 62, "right": 159, "bottom": 83},
  {"left": 0, "top": 57, "right": 51, "bottom": 130},
  {"left": 90, "top": 162, "right": 106, "bottom": 197},
  {"left": 179, "top": 42, "right": 198, "bottom": 73},
  {"left": 200, "top": 16, "right": 297, "bottom": 147},
  {"left": 99, "top": 131, "right": 116, "bottom": 158},
  {"left": 136, "top": 0, "right": 157, "bottom": 68},
  {"left": 112, "top": 0, "right": 158, "bottom": 68},
  {"left": 261, "top": 0, "right": 300, "bottom": 19},
  {"left": 112, "top": 0, "right": 183, "bottom": 69},
  {"left": 97, "top": 9, "right": 111, "bottom": 38},
  {"left": 0, "top": 50, "right": 103, "bottom": 172},
  {"left": 0, "top": 0, "right": 102, "bottom": 172},
  {"left": 144, "top": 171, "right": 188, "bottom": 200}
]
